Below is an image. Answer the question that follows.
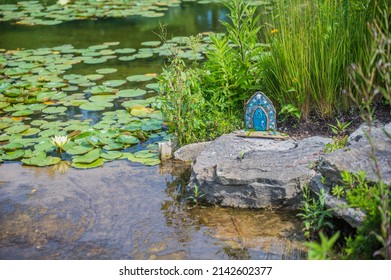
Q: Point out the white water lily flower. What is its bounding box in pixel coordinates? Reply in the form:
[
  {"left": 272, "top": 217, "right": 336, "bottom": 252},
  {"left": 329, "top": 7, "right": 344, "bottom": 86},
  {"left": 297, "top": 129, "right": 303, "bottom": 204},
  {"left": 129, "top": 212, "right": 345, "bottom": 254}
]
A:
[
  {"left": 51, "top": 135, "right": 69, "bottom": 151},
  {"left": 57, "top": 0, "right": 71, "bottom": 6}
]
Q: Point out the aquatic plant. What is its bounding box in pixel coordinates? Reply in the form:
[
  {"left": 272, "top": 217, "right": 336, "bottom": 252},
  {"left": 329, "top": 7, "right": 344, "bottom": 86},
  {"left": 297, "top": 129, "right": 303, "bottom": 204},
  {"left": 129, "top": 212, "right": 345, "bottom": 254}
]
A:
[{"left": 50, "top": 135, "right": 69, "bottom": 154}]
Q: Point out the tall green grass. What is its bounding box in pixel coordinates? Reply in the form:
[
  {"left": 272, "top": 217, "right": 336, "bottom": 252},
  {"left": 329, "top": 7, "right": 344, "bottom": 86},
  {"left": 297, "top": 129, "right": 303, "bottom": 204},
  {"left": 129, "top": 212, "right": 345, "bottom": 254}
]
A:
[{"left": 263, "top": 0, "right": 372, "bottom": 120}]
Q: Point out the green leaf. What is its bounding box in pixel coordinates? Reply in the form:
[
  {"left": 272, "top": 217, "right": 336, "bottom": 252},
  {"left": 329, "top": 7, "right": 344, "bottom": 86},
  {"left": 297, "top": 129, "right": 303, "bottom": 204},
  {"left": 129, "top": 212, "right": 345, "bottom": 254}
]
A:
[
  {"left": 65, "top": 144, "right": 94, "bottom": 155},
  {"left": 100, "top": 151, "right": 123, "bottom": 160},
  {"left": 117, "top": 88, "right": 146, "bottom": 98},
  {"left": 72, "top": 148, "right": 101, "bottom": 164},
  {"left": 22, "top": 155, "right": 61, "bottom": 167},
  {"left": 72, "top": 158, "right": 104, "bottom": 169},
  {"left": 2, "top": 149, "right": 25, "bottom": 160},
  {"left": 117, "top": 134, "right": 140, "bottom": 145}
]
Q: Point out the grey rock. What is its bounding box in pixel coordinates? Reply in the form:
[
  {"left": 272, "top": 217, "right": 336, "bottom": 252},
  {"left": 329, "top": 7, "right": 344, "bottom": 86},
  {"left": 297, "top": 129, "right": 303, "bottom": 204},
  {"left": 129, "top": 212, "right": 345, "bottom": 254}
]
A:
[
  {"left": 174, "top": 141, "right": 210, "bottom": 162},
  {"left": 319, "top": 122, "right": 391, "bottom": 186},
  {"left": 309, "top": 175, "right": 365, "bottom": 228},
  {"left": 188, "top": 133, "right": 331, "bottom": 209}
]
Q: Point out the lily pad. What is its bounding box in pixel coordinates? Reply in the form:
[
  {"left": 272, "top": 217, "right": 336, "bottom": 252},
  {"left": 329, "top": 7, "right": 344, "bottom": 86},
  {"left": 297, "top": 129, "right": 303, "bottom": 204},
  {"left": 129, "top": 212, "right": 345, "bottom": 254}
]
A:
[
  {"left": 12, "top": 109, "right": 34, "bottom": 117},
  {"left": 141, "top": 41, "right": 161, "bottom": 47},
  {"left": 117, "top": 88, "right": 146, "bottom": 98},
  {"left": 126, "top": 75, "right": 154, "bottom": 83},
  {"left": 100, "top": 151, "right": 122, "bottom": 160},
  {"left": 65, "top": 144, "right": 94, "bottom": 155},
  {"left": 72, "top": 158, "right": 104, "bottom": 169},
  {"left": 72, "top": 148, "right": 101, "bottom": 164},
  {"left": 96, "top": 68, "right": 117, "bottom": 74},
  {"left": 1, "top": 142, "right": 24, "bottom": 151},
  {"left": 134, "top": 150, "right": 158, "bottom": 158},
  {"left": 89, "top": 85, "right": 116, "bottom": 95},
  {"left": 118, "top": 56, "right": 136, "bottom": 61},
  {"left": 21, "top": 127, "right": 41, "bottom": 136},
  {"left": 5, "top": 124, "right": 30, "bottom": 134},
  {"left": 115, "top": 48, "right": 136, "bottom": 54},
  {"left": 2, "top": 149, "right": 25, "bottom": 161},
  {"left": 22, "top": 155, "right": 61, "bottom": 167},
  {"left": 79, "top": 101, "right": 112, "bottom": 111},
  {"left": 130, "top": 106, "right": 155, "bottom": 118},
  {"left": 103, "top": 80, "right": 126, "bottom": 87},
  {"left": 42, "top": 106, "right": 67, "bottom": 114},
  {"left": 127, "top": 154, "right": 160, "bottom": 166},
  {"left": 84, "top": 57, "right": 107, "bottom": 64},
  {"left": 117, "top": 134, "right": 140, "bottom": 145}
]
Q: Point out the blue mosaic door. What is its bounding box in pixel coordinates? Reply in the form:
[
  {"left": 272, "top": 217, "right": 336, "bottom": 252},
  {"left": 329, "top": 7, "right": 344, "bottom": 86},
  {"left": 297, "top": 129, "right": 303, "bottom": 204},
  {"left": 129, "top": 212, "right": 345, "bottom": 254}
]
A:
[
  {"left": 253, "top": 108, "right": 267, "bottom": 131},
  {"left": 245, "top": 92, "right": 277, "bottom": 132}
]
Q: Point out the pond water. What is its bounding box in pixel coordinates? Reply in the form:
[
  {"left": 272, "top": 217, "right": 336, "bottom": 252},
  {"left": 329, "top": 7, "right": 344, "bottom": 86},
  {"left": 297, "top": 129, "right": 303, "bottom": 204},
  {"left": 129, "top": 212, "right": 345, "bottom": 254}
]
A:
[{"left": 0, "top": 0, "right": 306, "bottom": 259}]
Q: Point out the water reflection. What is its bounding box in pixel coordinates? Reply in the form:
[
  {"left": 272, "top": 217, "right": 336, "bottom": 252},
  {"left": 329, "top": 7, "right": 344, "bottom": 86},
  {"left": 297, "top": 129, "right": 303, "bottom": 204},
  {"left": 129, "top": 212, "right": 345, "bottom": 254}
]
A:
[
  {"left": 0, "top": 161, "right": 306, "bottom": 259},
  {"left": 0, "top": 2, "right": 228, "bottom": 50}
]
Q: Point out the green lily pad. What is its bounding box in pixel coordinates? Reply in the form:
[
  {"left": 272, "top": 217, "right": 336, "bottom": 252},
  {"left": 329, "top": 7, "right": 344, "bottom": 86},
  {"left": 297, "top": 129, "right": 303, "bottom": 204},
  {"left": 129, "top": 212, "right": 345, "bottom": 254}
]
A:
[
  {"left": 122, "top": 100, "right": 150, "bottom": 108},
  {"left": 5, "top": 124, "right": 30, "bottom": 134},
  {"left": 117, "top": 88, "right": 146, "bottom": 98},
  {"left": 0, "top": 101, "right": 10, "bottom": 109},
  {"left": 12, "top": 109, "right": 34, "bottom": 117},
  {"left": 145, "top": 83, "right": 159, "bottom": 91},
  {"left": 130, "top": 106, "right": 155, "bottom": 118},
  {"left": 1, "top": 142, "right": 24, "bottom": 151},
  {"left": 72, "top": 158, "right": 104, "bottom": 169},
  {"left": 103, "top": 80, "right": 126, "bottom": 87},
  {"left": 2, "top": 149, "right": 25, "bottom": 161},
  {"left": 84, "top": 57, "right": 107, "bottom": 64},
  {"left": 103, "top": 141, "right": 124, "bottom": 151},
  {"left": 22, "top": 155, "right": 61, "bottom": 167},
  {"left": 115, "top": 48, "right": 136, "bottom": 54},
  {"left": 85, "top": 74, "right": 104, "bottom": 81},
  {"left": 141, "top": 41, "right": 161, "bottom": 47},
  {"left": 134, "top": 52, "right": 154, "bottom": 59},
  {"left": 126, "top": 75, "right": 154, "bottom": 83},
  {"left": 117, "top": 134, "right": 140, "bottom": 145},
  {"left": 79, "top": 101, "right": 112, "bottom": 111},
  {"left": 42, "top": 106, "right": 67, "bottom": 114},
  {"left": 96, "top": 68, "right": 117, "bottom": 74},
  {"left": 134, "top": 150, "right": 158, "bottom": 158},
  {"left": 127, "top": 154, "right": 160, "bottom": 166},
  {"left": 62, "top": 86, "right": 79, "bottom": 92},
  {"left": 118, "top": 56, "right": 136, "bottom": 61},
  {"left": 72, "top": 148, "right": 101, "bottom": 164},
  {"left": 34, "top": 140, "right": 55, "bottom": 152},
  {"left": 89, "top": 85, "right": 116, "bottom": 95},
  {"left": 21, "top": 127, "right": 41, "bottom": 136},
  {"left": 65, "top": 144, "right": 94, "bottom": 155},
  {"left": 100, "top": 151, "right": 123, "bottom": 160}
]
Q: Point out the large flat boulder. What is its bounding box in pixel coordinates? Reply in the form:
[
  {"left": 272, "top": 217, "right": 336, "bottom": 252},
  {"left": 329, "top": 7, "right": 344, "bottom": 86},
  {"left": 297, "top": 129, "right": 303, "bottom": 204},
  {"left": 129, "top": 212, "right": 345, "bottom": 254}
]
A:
[
  {"left": 187, "top": 132, "right": 331, "bottom": 209},
  {"left": 318, "top": 122, "right": 391, "bottom": 186}
]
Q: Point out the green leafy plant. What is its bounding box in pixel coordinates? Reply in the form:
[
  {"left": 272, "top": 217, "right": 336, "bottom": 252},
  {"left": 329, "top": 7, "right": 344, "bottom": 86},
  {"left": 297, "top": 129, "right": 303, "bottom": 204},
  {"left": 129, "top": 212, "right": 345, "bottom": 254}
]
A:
[
  {"left": 306, "top": 231, "right": 340, "bottom": 260},
  {"left": 297, "top": 184, "right": 333, "bottom": 240},
  {"left": 187, "top": 184, "right": 205, "bottom": 208},
  {"left": 324, "top": 119, "right": 351, "bottom": 153},
  {"left": 331, "top": 185, "right": 345, "bottom": 199}
]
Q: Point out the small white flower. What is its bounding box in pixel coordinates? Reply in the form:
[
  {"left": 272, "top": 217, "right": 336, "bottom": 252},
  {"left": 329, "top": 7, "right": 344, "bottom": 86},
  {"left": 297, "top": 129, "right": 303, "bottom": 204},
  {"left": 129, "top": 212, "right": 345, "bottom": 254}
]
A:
[{"left": 51, "top": 135, "right": 69, "bottom": 149}]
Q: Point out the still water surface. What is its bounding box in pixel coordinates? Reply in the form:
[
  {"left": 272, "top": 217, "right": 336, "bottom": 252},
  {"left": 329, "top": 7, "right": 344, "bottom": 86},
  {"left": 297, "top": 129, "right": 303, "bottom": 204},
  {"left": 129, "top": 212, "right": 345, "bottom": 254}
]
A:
[{"left": 0, "top": 0, "right": 306, "bottom": 259}]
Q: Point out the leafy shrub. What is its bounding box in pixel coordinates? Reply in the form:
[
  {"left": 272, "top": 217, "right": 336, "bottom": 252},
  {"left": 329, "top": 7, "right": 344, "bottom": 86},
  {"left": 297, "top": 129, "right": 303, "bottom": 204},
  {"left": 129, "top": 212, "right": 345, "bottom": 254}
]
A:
[{"left": 297, "top": 184, "right": 333, "bottom": 240}]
